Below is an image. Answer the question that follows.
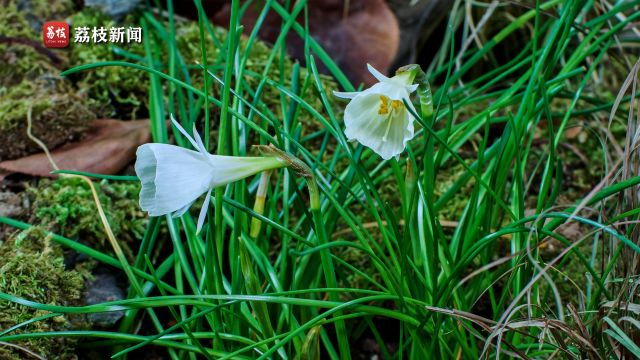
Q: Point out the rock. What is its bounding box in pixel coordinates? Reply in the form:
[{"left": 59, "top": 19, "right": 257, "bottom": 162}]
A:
[
  {"left": 84, "top": 272, "right": 125, "bottom": 328},
  {"left": 0, "top": 191, "right": 26, "bottom": 217},
  {"left": 84, "top": 0, "right": 143, "bottom": 19},
  {"left": 387, "top": 0, "right": 455, "bottom": 69}
]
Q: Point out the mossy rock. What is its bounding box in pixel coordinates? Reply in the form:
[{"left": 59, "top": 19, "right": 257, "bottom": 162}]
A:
[
  {"left": 0, "top": 78, "right": 93, "bottom": 161},
  {"left": 0, "top": 228, "right": 84, "bottom": 360},
  {"left": 0, "top": 1, "right": 94, "bottom": 161},
  {"left": 28, "top": 177, "right": 146, "bottom": 258},
  {"left": 0, "top": 2, "right": 64, "bottom": 87},
  {"left": 0, "top": 0, "right": 78, "bottom": 85},
  {"left": 0, "top": 44, "right": 62, "bottom": 88},
  {"left": 11, "top": 0, "right": 76, "bottom": 31}
]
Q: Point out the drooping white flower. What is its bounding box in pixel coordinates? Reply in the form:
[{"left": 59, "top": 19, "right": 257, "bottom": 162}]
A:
[
  {"left": 135, "top": 116, "right": 285, "bottom": 233},
  {"left": 334, "top": 64, "right": 419, "bottom": 160}
]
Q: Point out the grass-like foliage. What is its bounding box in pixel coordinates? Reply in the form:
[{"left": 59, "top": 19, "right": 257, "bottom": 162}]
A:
[{"left": 1, "top": 0, "right": 640, "bottom": 358}]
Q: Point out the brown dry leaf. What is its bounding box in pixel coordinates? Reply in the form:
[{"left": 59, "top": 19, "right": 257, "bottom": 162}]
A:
[
  {"left": 0, "top": 119, "right": 150, "bottom": 178},
  {"left": 214, "top": 0, "right": 399, "bottom": 86}
]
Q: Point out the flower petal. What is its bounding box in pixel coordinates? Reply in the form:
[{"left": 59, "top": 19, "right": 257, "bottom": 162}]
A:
[
  {"left": 367, "top": 63, "right": 390, "bottom": 83},
  {"left": 135, "top": 143, "right": 214, "bottom": 216},
  {"left": 342, "top": 88, "right": 416, "bottom": 160},
  {"left": 343, "top": 93, "right": 394, "bottom": 159},
  {"left": 196, "top": 188, "right": 212, "bottom": 234},
  {"left": 172, "top": 200, "right": 195, "bottom": 218},
  {"left": 375, "top": 107, "right": 415, "bottom": 160},
  {"left": 171, "top": 114, "right": 200, "bottom": 150},
  {"left": 192, "top": 123, "right": 209, "bottom": 157},
  {"left": 333, "top": 91, "right": 361, "bottom": 99},
  {"left": 406, "top": 84, "right": 419, "bottom": 93},
  {"left": 360, "top": 81, "right": 409, "bottom": 101}
]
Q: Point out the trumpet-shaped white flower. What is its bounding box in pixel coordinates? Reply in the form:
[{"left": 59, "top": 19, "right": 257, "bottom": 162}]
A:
[
  {"left": 135, "top": 116, "right": 285, "bottom": 233},
  {"left": 334, "top": 64, "right": 419, "bottom": 160}
]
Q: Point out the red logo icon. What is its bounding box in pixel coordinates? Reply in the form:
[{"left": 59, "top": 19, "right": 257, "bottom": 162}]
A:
[{"left": 43, "top": 21, "right": 69, "bottom": 48}]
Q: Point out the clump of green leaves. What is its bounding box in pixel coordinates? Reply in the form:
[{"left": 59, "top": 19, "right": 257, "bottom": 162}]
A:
[
  {"left": 28, "top": 177, "right": 146, "bottom": 257},
  {"left": 0, "top": 228, "right": 84, "bottom": 360},
  {"left": 174, "top": 21, "right": 341, "bottom": 132}
]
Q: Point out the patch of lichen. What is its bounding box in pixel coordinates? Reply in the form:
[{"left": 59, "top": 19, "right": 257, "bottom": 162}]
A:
[
  {"left": 27, "top": 177, "right": 146, "bottom": 258},
  {"left": 0, "top": 227, "right": 84, "bottom": 360}
]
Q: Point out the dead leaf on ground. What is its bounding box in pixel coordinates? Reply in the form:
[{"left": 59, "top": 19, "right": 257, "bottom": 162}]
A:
[{"left": 0, "top": 119, "right": 150, "bottom": 179}]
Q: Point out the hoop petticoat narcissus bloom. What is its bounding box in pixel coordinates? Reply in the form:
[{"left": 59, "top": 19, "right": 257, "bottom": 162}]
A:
[
  {"left": 334, "top": 64, "right": 420, "bottom": 160},
  {"left": 135, "top": 116, "right": 286, "bottom": 234}
]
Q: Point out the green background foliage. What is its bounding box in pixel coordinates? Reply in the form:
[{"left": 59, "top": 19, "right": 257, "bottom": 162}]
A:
[{"left": 1, "top": 0, "right": 639, "bottom": 359}]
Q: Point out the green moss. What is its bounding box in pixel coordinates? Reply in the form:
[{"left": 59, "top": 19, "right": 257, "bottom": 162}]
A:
[
  {"left": 0, "top": 78, "right": 93, "bottom": 161},
  {"left": 0, "top": 228, "right": 84, "bottom": 360},
  {"left": 0, "top": 44, "right": 58, "bottom": 87},
  {"left": 435, "top": 162, "right": 476, "bottom": 221},
  {"left": 0, "top": 3, "right": 38, "bottom": 40},
  {"left": 28, "top": 177, "right": 146, "bottom": 258},
  {"left": 0, "top": 0, "right": 77, "bottom": 84},
  {"left": 68, "top": 9, "right": 148, "bottom": 119},
  {"left": 0, "top": 1, "right": 94, "bottom": 161},
  {"left": 0, "top": 3, "right": 62, "bottom": 87},
  {"left": 21, "top": 0, "right": 76, "bottom": 22}
]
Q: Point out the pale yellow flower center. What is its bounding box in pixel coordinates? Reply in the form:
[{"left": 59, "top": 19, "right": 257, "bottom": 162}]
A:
[
  {"left": 378, "top": 95, "right": 403, "bottom": 115},
  {"left": 377, "top": 95, "right": 404, "bottom": 142}
]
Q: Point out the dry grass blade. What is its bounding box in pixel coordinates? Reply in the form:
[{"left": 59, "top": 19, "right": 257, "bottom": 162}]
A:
[
  {"left": 567, "top": 303, "right": 591, "bottom": 342},
  {"left": 0, "top": 341, "right": 46, "bottom": 360},
  {"left": 601, "top": 300, "right": 640, "bottom": 315},
  {"left": 425, "top": 305, "right": 496, "bottom": 332}
]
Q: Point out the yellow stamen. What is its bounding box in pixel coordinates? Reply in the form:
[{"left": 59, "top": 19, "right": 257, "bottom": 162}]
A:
[{"left": 378, "top": 95, "right": 390, "bottom": 115}]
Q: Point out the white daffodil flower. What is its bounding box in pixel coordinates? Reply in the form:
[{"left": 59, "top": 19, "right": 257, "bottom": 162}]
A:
[
  {"left": 334, "top": 64, "right": 419, "bottom": 160},
  {"left": 135, "top": 116, "right": 285, "bottom": 234}
]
